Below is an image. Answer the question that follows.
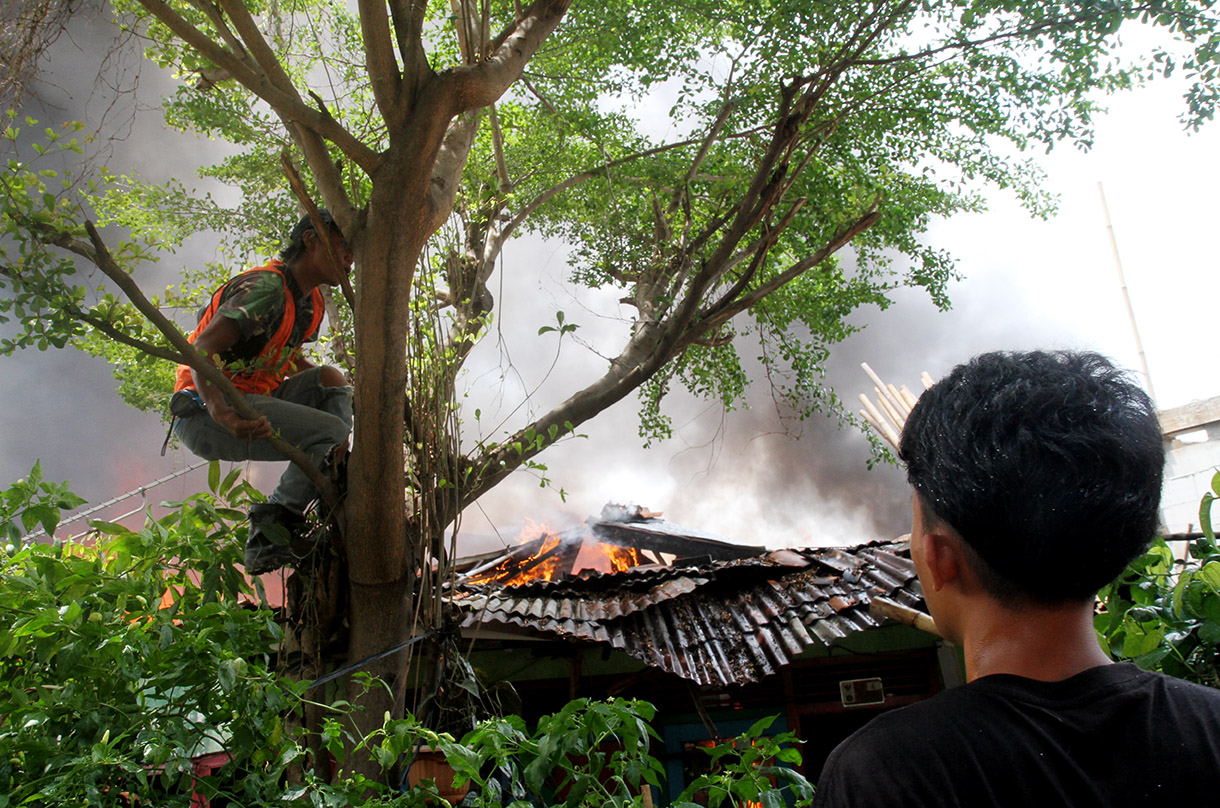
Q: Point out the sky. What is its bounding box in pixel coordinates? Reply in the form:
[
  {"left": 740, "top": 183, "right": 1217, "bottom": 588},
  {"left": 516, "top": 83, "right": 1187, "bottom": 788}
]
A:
[{"left": 3, "top": 13, "right": 1218, "bottom": 553}]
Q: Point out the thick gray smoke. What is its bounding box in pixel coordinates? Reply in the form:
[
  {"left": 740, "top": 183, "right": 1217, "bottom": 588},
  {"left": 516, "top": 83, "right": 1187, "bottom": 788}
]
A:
[
  {"left": 1, "top": 8, "right": 222, "bottom": 515},
  {"left": 457, "top": 236, "right": 1094, "bottom": 554}
]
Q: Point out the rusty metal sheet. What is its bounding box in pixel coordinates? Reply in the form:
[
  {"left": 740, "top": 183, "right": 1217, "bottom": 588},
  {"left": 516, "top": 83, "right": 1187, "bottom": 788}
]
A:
[
  {"left": 452, "top": 539, "right": 924, "bottom": 686},
  {"left": 767, "top": 548, "right": 808, "bottom": 567}
]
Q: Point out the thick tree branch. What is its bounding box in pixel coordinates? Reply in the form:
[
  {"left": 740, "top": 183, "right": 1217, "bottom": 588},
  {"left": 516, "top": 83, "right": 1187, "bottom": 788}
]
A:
[
  {"left": 52, "top": 222, "right": 339, "bottom": 505},
  {"left": 461, "top": 308, "right": 681, "bottom": 507},
  {"left": 215, "top": 0, "right": 295, "bottom": 94},
  {"left": 357, "top": 0, "right": 403, "bottom": 122},
  {"left": 441, "top": 0, "right": 570, "bottom": 116},
  {"left": 427, "top": 112, "right": 482, "bottom": 232},
  {"left": 448, "top": 0, "right": 476, "bottom": 62},
  {"left": 390, "top": 0, "right": 430, "bottom": 107},
  {"left": 187, "top": 0, "right": 246, "bottom": 57},
  {"left": 290, "top": 95, "right": 359, "bottom": 223},
  {"left": 461, "top": 200, "right": 879, "bottom": 507},
  {"left": 137, "top": 0, "right": 379, "bottom": 175}
]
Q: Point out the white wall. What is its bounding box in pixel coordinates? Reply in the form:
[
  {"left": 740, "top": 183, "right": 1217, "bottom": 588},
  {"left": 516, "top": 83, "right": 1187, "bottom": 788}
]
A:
[{"left": 1162, "top": 433, "right": 1220, "bottom": 534}]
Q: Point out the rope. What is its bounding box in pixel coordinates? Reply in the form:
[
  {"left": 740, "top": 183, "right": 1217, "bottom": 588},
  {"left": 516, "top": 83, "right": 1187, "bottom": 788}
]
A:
[{"left": 306, "top": 629, "right": 440, "bottom": 691}]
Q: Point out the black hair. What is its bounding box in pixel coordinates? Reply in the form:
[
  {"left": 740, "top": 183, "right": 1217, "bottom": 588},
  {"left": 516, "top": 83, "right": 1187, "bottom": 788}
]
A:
[
  {"left": 279, "top": 209, "right": 342, "bottom": 264},
  {"left": 899, "top": 350, "right": 1164, "bottom": 605}
]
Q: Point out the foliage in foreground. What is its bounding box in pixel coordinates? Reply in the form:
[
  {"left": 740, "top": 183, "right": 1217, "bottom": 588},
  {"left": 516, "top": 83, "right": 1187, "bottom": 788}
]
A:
[
  {"left": 1097, "top": 472, "right": 1220, "bottom": 687},
  {"left": 0, "top": 467, "right": 812, "bottom": 806}
]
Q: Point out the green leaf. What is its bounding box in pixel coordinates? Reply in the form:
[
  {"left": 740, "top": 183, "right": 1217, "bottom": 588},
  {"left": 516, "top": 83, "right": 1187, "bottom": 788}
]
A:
[
  {"left": 208, "top": 460, "right": 220, "bottom": 493},
  {"left": 1200, "top": 562, "right": 1220, "bottom": 592},
  {"left": 1122, "top": 621, "right": 1164, "bottom": 658},
  {"left": 1172, "top": 571, "right": 1190, "bottom": 616},
  {"left": 1198, "top": 621, "right": 1220, "bottom": 645},
  {"left": 88, "top": 520, "right": 129, "bottom": 536},
  {"left": 1202, "top": 492, "right": 1216, "bottom": 542},
  {"left": 218, "top": 658, "right": 237, "bottom": 692},
  {"left": 1133, "top": 647, "right": 1170, "bottom": 670},
  {"left": 760, "top": 789, "right": 785, "bottom": 808}
]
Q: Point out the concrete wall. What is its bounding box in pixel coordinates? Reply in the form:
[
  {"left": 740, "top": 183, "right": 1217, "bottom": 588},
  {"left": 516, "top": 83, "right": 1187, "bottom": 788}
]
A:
[{"left": 1160, "top": 398, "right": 1220, "bottom": 534}]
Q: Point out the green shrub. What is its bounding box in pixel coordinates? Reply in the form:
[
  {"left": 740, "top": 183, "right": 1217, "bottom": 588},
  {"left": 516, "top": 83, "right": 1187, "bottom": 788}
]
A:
[
  {"left": 1096, "top": 471, "right": 1220, "bottom": 687},
  {"left": 0, "top": 465, "right": 815, "bottom": 806}
]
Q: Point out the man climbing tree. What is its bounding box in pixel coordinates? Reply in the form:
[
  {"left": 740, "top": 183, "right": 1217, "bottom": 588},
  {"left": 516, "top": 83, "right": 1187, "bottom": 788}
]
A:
[{"left": 170, "top": 210, "right": 353, "bottom": 574}]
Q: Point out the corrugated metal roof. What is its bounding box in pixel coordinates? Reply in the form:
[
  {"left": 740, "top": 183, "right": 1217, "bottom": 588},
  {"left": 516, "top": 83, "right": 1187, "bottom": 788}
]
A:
[{"left": 453, "top": 539, "right": 924, "bottom": 687}]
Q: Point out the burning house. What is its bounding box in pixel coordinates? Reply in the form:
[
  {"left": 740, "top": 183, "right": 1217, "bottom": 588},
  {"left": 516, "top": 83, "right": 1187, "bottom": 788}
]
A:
[{"left": 446, "top": 504, "right": 956, "bottom": 799}]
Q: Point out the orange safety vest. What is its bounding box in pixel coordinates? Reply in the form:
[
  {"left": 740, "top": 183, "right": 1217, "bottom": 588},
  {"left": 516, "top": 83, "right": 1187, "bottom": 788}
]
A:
[{"left": 174, "top": 261, "right": 325, "bottom": 397}]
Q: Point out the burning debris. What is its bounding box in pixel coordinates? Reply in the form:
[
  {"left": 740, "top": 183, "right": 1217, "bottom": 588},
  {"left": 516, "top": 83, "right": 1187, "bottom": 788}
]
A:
[
  {"left": 457, "top": 503, "right": 759, "bottom": 588},
  {"left": 446, "top": 503, "right": 935, "bottom": 686}
]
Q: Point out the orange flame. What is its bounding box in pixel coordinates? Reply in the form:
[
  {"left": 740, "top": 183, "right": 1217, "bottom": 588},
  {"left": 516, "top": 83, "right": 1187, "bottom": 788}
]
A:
[
  {"left": 573, "top": 541, "right": 642, "bottom": 575},
  {"left": 467, "top": 520, "right": 566, "bottom": 586},
  {"left": 467, "top": 519, "right": 647, "bottom": 587}
]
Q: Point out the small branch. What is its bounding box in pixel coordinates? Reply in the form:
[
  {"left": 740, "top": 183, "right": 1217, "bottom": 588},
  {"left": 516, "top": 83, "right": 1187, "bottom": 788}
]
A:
[
  {"left": 487, "top": 103, "right": 511, "bottom": 191},
  {"left": 666, "top": 97, "right": 735, "bottom": 219},
  {"left": 519, "top": 75, "right": 562, "bottom": 117},
  {"left": 690, "top": 202, "right": 881, "bottom": 341},
  {"left": 498, "top": 128, "right": 770, "bottom": 247},
  {"left": 74, "top": 311, "right": 185, "bottom": 363},
  {"left": 0, "top": 263, "right": 185, "bottom": 362},
  {"left": 320, "top": 288, "right": 355, "bottom": 372},
  {"left": 136, "top": 0, "right": 378, "bottom": 174},
  {"left": 281, "top": 151, "right": 356, "bottom": 311}
]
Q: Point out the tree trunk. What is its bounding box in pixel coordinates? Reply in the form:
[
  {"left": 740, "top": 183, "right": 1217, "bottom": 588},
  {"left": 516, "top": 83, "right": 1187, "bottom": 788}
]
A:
[{"left": 341, "top": 160, "right": 429, "bottom": 775}]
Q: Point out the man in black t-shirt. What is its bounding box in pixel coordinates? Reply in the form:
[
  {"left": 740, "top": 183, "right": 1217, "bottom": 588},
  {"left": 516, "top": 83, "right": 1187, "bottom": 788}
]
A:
[{"left": 815, "top": 351, "right": 1220, "bottom": 807}]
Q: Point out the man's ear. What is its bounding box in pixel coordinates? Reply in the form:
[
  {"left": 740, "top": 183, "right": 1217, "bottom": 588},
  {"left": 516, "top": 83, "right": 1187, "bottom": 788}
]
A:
[{"left": 921, "top": 531, "right": 963, "bottom": 593}]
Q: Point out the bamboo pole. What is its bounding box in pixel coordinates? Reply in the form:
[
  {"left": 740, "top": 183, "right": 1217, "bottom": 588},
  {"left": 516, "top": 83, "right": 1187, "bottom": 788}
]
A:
[
  {"left": 857, "top": 364, "right": 935, "bottom": 451},
  {"left": 1098, "top": 182, "right": 1157, "bottom": 406},
  {"left": 870, "top": 597, "right": 941, "bottom": 638}
]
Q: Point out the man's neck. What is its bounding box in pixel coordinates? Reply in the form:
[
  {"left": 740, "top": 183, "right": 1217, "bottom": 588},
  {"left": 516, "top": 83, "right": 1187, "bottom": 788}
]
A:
[
  {"left": 281, "top": 258, "right": 320, "bottom": 296},
  {"left": 959, "top": 598, "right": 1112, "bottom": 682}
]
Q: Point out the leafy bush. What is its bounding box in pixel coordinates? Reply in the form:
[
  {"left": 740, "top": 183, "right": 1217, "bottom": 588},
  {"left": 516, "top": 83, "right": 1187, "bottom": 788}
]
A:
[
  {"left": 1096, "top": 472, "right": 1220, "bottom": 687},
  {"left": 0, "top": 465, "right": 813, "bottom": 806},
  {"left": 0, "top": 462, "right": 307, "bottom": 806}
]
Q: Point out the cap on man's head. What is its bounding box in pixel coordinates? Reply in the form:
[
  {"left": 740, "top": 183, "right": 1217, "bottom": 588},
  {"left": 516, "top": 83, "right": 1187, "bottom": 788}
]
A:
[
  {"left": 280, "top": 209, "right": 342, "bottom": 263},
  {"left": 289, "top": 209, "right": 340, "bottom": 241}
]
